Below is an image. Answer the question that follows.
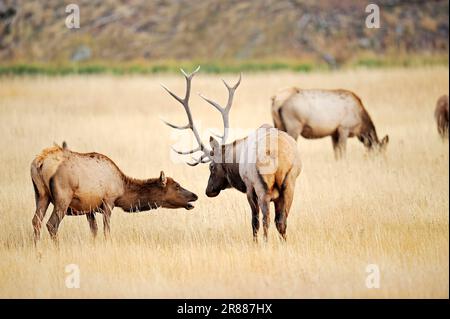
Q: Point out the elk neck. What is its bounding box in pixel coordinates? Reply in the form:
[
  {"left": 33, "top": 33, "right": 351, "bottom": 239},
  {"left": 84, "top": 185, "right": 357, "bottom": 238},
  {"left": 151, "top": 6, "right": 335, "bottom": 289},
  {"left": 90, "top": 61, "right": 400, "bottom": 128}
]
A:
[
  {"left": 116, "top": 176, "right": 164, "bottom": 212},
  {"left": 219, "top": 138, "right": 247, "bottom": 193},
  {"left": 360, "top": 108, "right": 380, "bottom": 145}
]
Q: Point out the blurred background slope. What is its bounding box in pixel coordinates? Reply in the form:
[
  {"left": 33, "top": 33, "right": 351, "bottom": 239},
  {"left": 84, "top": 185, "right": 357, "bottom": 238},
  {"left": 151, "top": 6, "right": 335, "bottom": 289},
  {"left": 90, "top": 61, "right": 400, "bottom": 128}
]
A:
[{"left": 0, "top": 0, "right": 448, "bottom": 69}]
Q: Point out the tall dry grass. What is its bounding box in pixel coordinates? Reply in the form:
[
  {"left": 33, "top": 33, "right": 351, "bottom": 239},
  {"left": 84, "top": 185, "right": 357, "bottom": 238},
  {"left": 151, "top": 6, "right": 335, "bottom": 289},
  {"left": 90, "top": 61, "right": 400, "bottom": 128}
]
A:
[{"left": 0, "top": 67, "right": 448, "bottom": 298}]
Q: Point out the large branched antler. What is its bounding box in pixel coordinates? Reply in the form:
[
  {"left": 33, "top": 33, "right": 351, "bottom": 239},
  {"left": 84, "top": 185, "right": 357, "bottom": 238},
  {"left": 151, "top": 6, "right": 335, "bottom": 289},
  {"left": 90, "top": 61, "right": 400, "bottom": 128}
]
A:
[
  {"left": 162, "top": 67, "right": 242, "bottom": 166},
  {"left": 161, "top": 66, "right": 211, "bottom": 166},
  {"left": 199, "top": 74, "right": 242, "bottom": 144}
]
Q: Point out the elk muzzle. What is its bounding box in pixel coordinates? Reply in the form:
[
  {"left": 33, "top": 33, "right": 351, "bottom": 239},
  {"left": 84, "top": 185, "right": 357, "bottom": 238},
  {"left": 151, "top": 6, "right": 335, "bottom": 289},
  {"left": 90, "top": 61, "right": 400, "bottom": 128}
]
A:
[
  {"left": 162, "top": 181, "right": 198, "bottom": 210},
  {"left": 184, "top": 190, "right": 198, "bottom": 210}
]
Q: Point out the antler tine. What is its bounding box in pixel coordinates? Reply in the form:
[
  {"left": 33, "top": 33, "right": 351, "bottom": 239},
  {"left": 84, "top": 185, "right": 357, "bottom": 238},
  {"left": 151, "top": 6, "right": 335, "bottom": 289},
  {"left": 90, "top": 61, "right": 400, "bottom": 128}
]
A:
[
  {"left": 198, "top": 93, "right": 223, "bottom": 113},
  {"left": 186, "top": 154, "right": 211, "bottom": 166},
  {"left": 162, "top": 66, "right": 212, "bottom": 163},
  {"left": 180, "top": 66, "right": 200, "bottom": 102},
  {"left": 186, "top": 160, "right": 201, "bottom": 167},
  {"left": 161, "top": 119, "right": 190, "bottom": 130},
  {"left": 171, "top": 145, "right": 201, "bottom": 155},
  {"left": 198, "top": 73, "right": 242, "bottom": 144},
  {"left": 186, "top": 159, "right": 204, "bottom": 166},
  {"left": 180, "top": 65, "right": 201, "bottom": 80},
  {"left": 222, "top": 72, "right": 242, "bottom": 90},
  {"left": 222, "top": 73, "right": 242, "bottom": 111},
  {"left": 161, "top": 84, "right": 184, "bottom": 105}
]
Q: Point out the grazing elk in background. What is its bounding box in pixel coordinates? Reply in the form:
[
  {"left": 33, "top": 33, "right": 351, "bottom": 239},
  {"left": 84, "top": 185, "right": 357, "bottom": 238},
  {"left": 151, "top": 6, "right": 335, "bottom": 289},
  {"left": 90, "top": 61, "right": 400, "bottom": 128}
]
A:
[
  {"left": 31, "top": 142, "right": 198, "bottom": 243},
  {"left": 435, "top": 94, "right": 449, "bottom": 139},
  {"left": 271, "top": 88, "right": 389, "bottom": 159},
  {"left": 162, "top": 67, "right": 301, "bottom": 241}
]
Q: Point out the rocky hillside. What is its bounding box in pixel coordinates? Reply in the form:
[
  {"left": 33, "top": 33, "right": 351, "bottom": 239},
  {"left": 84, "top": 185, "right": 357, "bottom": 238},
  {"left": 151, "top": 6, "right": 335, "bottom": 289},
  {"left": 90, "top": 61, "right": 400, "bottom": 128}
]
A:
[{"left": 0, "top": 0, "right": 448, "bottom": 66}]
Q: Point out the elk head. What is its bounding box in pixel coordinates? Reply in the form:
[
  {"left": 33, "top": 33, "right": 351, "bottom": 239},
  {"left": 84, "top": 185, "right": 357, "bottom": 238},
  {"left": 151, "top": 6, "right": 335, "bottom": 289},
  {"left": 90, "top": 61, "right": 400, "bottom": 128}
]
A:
[
  {"left": 205, "top": 136, "right": 232, "bottom": 197},
  {"left": 359, "top": 131, "right": 389, "bottom": 154},
  {"left": 157, "top": 171, "right": 198, "bottom": 210},
  {"left": 161, "top": 66, "right": 241, "bottom": 197}
]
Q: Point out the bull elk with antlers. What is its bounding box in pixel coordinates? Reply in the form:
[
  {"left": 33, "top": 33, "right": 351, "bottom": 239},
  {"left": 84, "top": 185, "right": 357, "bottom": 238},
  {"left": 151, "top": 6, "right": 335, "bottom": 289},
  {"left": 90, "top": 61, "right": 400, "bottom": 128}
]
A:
[{"left": 162, "top": 67, "right": 301, "bottom": 241}]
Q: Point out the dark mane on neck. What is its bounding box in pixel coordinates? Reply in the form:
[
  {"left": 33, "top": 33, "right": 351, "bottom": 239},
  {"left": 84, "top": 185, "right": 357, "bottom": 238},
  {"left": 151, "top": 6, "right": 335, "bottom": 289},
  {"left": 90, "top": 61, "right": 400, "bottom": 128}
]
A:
[
  {"left": 115, "top": 176, "right": 163, "bottom": 212},
  {"left": 123, "top": 176, "right": 160, "bottom": 192}
]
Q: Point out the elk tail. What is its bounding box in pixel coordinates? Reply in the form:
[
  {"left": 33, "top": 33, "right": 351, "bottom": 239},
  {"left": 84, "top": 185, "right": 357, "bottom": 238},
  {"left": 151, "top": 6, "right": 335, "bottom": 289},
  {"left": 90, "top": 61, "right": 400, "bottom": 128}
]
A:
[{"left": 271, "top": 95, "right": 286, "bottom": 131}]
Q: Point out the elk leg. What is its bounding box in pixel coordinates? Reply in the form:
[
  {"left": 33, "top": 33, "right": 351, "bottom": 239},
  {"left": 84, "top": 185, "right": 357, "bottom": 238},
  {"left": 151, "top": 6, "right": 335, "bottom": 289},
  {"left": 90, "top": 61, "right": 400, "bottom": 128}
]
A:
[
  {"left": 338, "top": 128, "right": 349, "bottom": 156},
  {"left": 258, "top": 196, "right": 271, "bottom": 242},
  {"left": 31, "top": 177, "right": 50, "bottom": 244},
  {"left": 331, "top": 131, "right": 341, "bottom": 160},
  {"left": 45, "top": 179, "right": 72, "bottom": 243},
  {"left": 276, "top": 180, "right": 295, "bottom": 241},
  {"left": 102, "top": 202, "right": 113, "bottom": 239},
  {"left": 333, "top": 128, "right": 349, "bottom": 159},
  {"left": 274, "top": 196, "right": 286, "bottom": 241},
  {"left": 246, "top": 189, "right": 260, "bottom": 242},
  {"left": 32, "top": 194, "right": 50, "bottom": 244},
  {"left": 86, "top": 213, "right": 98, "bottom": 239},
  {"left": 46, "top": 201, "right": 70, "bottom": 243}
]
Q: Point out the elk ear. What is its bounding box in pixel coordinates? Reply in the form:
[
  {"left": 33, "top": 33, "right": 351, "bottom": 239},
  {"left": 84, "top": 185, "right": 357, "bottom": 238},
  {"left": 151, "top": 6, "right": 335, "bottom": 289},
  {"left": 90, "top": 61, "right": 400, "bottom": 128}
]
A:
[
  {"left": 381, "top": 135, "right": 389, "bottom": 145},
  {"left": 159, "top": 171, "right": 167, "bottom": 187},
  {"left": 209, "top": 136, "right": 219, "bottom": 150}
]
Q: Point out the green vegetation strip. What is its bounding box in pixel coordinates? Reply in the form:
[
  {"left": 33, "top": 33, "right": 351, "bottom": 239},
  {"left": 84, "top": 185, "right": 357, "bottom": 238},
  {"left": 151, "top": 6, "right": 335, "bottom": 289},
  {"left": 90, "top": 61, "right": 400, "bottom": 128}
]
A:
[{"left": 0, "top": 57, "right": 447, "bottom": 76}]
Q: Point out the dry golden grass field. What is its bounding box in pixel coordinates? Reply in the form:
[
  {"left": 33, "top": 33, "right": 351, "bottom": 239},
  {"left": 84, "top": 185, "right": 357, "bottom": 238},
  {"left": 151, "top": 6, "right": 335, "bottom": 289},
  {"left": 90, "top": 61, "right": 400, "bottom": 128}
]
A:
[{"left": 0, "top": 66, "right": 448, "bottom": 298}]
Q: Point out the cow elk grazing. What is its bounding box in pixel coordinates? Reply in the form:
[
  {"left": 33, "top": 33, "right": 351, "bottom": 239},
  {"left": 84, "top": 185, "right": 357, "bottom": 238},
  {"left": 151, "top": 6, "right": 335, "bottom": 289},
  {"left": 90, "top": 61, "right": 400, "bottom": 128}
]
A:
[
  {"left": 435, "top": 94, "right": 449, "bottom": 139},
  {"left": 271, "top": 88, "right": 389, "bottom": 159},
  {"left": 30, "top": 143, "right": 198, "bottom": 243},
  {"left": 162, "top": 67, "right": 301, "bottom": 242}
]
